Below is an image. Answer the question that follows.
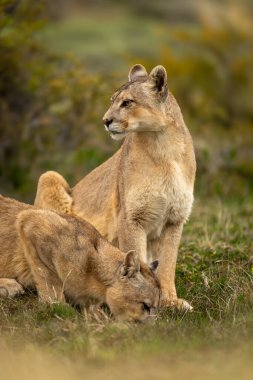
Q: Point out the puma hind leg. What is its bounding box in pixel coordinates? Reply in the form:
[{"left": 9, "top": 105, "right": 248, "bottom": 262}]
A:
[
  {"left": 18, "top": 210, "right": 65, "bottom": 303},
  {"left": 34, "top": 171, "right": 74, "bottom": 215}
]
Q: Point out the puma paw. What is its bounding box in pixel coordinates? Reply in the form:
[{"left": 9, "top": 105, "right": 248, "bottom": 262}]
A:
[
  {"left": 161, "top": 297, "right": 193, "bottom": 312},
  {"left": 0, "top": 279, "right": 25, "bottom": 298}
]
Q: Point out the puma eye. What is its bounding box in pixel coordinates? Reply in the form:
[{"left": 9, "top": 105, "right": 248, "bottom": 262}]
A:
[
  {"left": 121, "top": 99, "right": 133, "bottom": 108},
  {"left": 142, "top": 302, "right": 151, "bottom": 313}
]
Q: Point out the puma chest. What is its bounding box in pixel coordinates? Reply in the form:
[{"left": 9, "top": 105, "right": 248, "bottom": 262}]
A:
[{"left": 126, "top": 164, "right": 194, "bottom": 238}]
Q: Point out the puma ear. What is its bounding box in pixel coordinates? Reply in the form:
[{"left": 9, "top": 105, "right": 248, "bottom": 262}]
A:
[
  {"left": 149, "top": 260, "right": 159, "bottom": 272},
  {"left": 128, "top": 64, "right": 148, "bottom": 82},
  {"left": 149, "top": 65, "right": 168, "bottom": 98},
  {"left": 121, "top": 250, "right": 140, "bottom": 277}
]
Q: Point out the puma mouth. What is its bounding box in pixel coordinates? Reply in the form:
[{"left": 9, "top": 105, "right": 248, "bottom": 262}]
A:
[
  {"left": 104, "top": 124, "right": 127, "bottom": 140},
  {"left": 104, "top": 125, "right": 124, "bottom": 135}
]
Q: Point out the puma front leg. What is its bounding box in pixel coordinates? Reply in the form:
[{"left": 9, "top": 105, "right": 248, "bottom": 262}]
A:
[
  {"left": 117, "top": 212, "right": 147, "bottom": 262},
  {"left": 155, "top": 223, "right": 193, "bottom": 311},
  {"left": 0, "top": 278, "right": 24, "bottom": 297}
]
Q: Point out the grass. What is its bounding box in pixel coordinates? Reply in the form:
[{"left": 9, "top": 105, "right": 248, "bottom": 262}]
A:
[
  {"left": 1, "top": 196, "right": 253, "bottom": 379},
  {"left": 38, "top": 8, "right": 185, "bottom": 73}
]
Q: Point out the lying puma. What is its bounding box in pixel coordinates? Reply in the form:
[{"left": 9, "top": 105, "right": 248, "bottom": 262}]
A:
[
  {"left": 0, "top": 195, "right": 160, "bottom": 322},
  {"left": 35, "top": 64, "right": 196, "bottom": 310}
]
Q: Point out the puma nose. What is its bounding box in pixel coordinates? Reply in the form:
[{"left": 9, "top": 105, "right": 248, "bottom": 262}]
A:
[{"left": 103, "top": 118, "right": 113, "bottom": 128}]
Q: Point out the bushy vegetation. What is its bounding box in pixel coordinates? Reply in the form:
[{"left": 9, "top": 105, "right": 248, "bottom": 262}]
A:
[{"left": 0, "top": 0, "right": 115, "bottom": 200}]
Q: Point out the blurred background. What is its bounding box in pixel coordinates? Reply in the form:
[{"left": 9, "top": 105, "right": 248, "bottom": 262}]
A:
[{"left": 0, "top": 0, "right": 253, "bottom": 202}]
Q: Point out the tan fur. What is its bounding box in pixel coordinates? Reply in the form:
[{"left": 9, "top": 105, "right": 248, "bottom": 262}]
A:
[
  {"left": 0, "top": 195, "right": 160, "bottom": 322},
  {"left": 34, "top": 171, "right": 73, "bottom": 214},
  {"left": 35, "top": 64, "right": 196, "bottom": 310}
]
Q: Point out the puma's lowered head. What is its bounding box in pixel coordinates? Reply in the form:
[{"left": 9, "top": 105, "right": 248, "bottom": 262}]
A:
[
  {"left": 105, "top": 251, "right": 160, "bottom": 322},
  {"left": 16, "top": 207, "right": 161, "bottom": 322},
  {"left": 103, "top": 64, "right": 169, "bottom": 140}
]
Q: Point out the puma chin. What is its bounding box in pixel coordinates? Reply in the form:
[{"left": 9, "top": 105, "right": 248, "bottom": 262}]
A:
[{"left": 104, "top": 123, "right": 128, "bottom": 141}]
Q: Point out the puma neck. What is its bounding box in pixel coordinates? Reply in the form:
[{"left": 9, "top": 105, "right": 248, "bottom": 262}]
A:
[
  {"left": 92, "top": 239, "right": 123, "bottom": 287},
  {"left": 124, "top": 119, "right": 186, "bottom": 164}
]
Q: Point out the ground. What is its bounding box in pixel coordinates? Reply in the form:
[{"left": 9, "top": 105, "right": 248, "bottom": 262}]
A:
[{"left": 1, "top": 196, "right": 252, "bottom": 379}]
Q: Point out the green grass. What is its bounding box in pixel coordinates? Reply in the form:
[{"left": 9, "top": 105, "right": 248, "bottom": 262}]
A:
[
  {"left": 1, "top": 197, "right": 253, "bottom": 379},
  {"left": 38, "top": 10, "right": 180, "bottom": 73}
]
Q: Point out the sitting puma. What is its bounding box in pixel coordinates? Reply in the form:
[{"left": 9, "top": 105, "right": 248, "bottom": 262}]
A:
[
  {"left": 0, "top": 195, "right": 160, "bottom": 322},
  {"left": 35, "top": 64, "right": 196, "bottom": 310}
]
